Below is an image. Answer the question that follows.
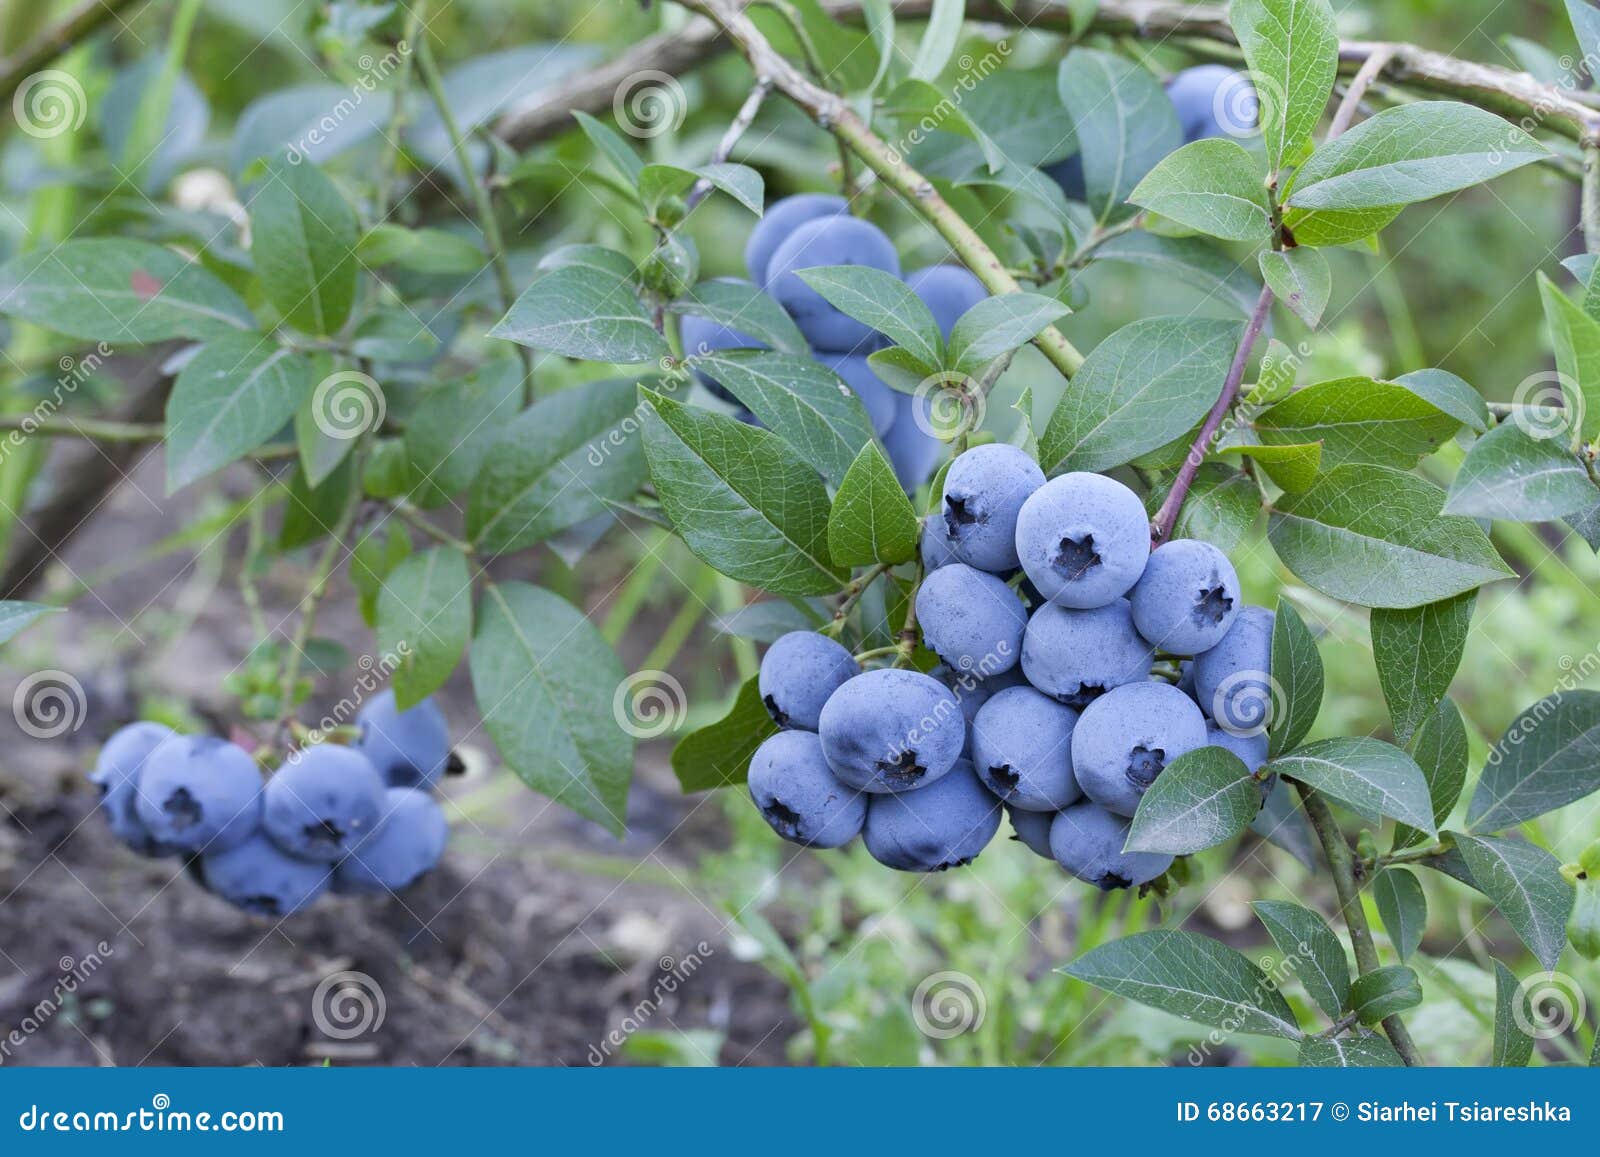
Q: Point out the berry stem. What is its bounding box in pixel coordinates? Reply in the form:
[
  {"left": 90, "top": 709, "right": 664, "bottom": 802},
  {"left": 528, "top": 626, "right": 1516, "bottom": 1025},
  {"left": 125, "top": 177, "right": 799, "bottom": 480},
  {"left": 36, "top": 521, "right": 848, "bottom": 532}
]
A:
[
  {"left": 1297, "top": 785, "right": 1425, "bottom": 1066},
  {"left": 894, "top": 563, "right": 924, "bottom": 668},
  {"left": 827, "top": 561, "right": 893, "bottom": 634}
]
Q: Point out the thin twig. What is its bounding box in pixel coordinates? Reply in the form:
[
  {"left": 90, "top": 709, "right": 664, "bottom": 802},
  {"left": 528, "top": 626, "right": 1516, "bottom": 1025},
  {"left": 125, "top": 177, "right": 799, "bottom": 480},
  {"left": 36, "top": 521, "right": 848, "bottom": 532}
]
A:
[
  {"left": 1584, "top": 142, "right": 1600, "bottom": 256},
  {"left": 686, "top": 76, "right": 773, "bottom": 210},
  {"left": 392, "top": 501, "right": 474, "bottom": 554},
  {"left": 1326, "top": 44, "right": 1398, "bottom": 140},
  {"left": 0, "top": 0, "right": 141, "bottom": 108},
  {"left": 749, "top": 0, "right": 857, "bottom": 195}
]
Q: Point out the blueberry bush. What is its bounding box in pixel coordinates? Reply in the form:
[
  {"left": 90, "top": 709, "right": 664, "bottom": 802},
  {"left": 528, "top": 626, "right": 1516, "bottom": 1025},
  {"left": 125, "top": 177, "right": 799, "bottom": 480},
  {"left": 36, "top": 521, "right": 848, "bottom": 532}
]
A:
[{"left": 6, "top": 0, "right": 1600, "bottom": 1066}]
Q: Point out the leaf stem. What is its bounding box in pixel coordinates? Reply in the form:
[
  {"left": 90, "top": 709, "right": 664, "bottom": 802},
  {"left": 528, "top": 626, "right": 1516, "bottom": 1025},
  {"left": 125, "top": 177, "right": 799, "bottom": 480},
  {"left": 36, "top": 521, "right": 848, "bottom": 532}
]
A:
[
  {"left": 687, "top": 77, "right": 773, "bottom": 211},
  {"left": 391, "top": 501, "right": 474, "bottom": 555},
  {"left": 1297, "top": 785, "right": 1425, "bottom": 1066}
]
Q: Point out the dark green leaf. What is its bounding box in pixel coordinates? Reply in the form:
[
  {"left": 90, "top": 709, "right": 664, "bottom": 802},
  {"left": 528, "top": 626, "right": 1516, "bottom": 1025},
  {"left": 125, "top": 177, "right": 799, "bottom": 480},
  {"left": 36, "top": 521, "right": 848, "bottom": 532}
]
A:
[
  {"left": 377, "top": 548, "right": 473, "bottom": 709},
  {"left": 1252, "top": 900, "right": 1350, "bottom": 1018},
  {"left": 828, "top": 443, "right": 919, "bottom": 566},
  {"left": 1061, "top": 929, "right": 1302, "bottom": 1039},
  {"left": 1469, "top": 690, "right": 1600, "bottom": 831},
  {"left": 1454, "top": 833, "right": 1575, "bottom": 971},
  {"left": 1537, "top": 273, "right": 1600, "bottom": 443},
  {"left": 1231, "top": 0, "right": 1339, "bottom": 172},
  {"left": 1149, "top": 466, "right": 1261, "bottom": 553},
  {"left": 165, "top": 334, "right": 313, "bottom": 492},
  {"left": 1444, "top": 422, "right": 1598, "bottom": 521},
  {"left": 1394, "top": 368, "right": 1489, "bottom": 432},
  {"left": 1266, "top": 736, "right": 1436, "bottom": 834},
  {"left": 1267, "top": 464, "right": 1512, "bottom": 609},
  {"left": 1057, "top": 48, "right": 1182, "bottom": 226},
  {"left": 640, "top": 389, "right": 845, "bottom": 595},
  {"left": 1371, "top": 590, "right": 1474, "bottom": 747},
  {"left": 948, "top": 293, "right": 1073, "bottom": 375},
  {"left": 405, "top": 357, "right": 525, "bottom": 507},
  {"left": 1493, "top": 960, "right": 1535, "bottom": 1067},
  {"left": 1269, "top": 598, "right": 1323, "bottom": 758},
  {"left": 670, "top": 675, "right": 778, "bottom": 792},
  {"left": 279, "top": 456, "right": 356, "bottom": 550},
  {"left": 249, "top": 156, "right": 360, "bottom": 336},
  {"left": 1298, "top": 1033, "right": 1404, "bottom": 1067},
  {"left": 795, "top": 266, "right": 943, "bottom": 367},
  {"left": 469, "top": 581, "right": 632, "bottom": 835},
  {"left": 1253, "top": 377, "right": 1460, "bottom": 471},
  {"left": 490, "top": 265, "right": 668, "bottom": 364},
  {"left": 1259, "top": 248, "right": 1331, "bottom": 327},
  {"left": 1373, "top": 868, "right": 1427, "bottom": 960},
  {"left": 1394, "top": 696, "right": 1470, "bottom": 850},
  {"left": 1125, "top": 746, "right": 1258, "bottom": 854},
  {"left": 669, "top": 278, "right": 807, "bottom": 354},
  {"left": 1130, "top": 139, "right": 1273, "bottom": 242},
  {"left": 1251, "top": 778, "right": 1319, "bottom": 868},
  {"left": 570, "top": 109, "right": 644, "bottom": 186}
]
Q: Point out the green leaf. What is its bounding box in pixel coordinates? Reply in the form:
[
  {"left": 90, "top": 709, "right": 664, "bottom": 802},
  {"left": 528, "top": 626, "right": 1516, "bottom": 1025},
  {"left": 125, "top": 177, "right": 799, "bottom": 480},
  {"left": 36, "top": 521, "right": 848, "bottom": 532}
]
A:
[
  {"left": 1493, "top": 960, "right": 1535, "bottom": 1067},
  {"left": 1567, "top": 0, "right": 1600, "bottom": 70},
  {"left": 1130, "top": 139, "right": 1273, "bottom": 242},
  {"left": 1251, "top": 778, "right": 1319, "bottom": 867},
  {"left": 1057, "top": 48, "right": 1182, "bottom": 226},
  {"left": 909, "top": 0, "right": 964, "bottom": 79},
  {"left": 1469, "top": 690, "right": 1600, "bottom": 831},
  {"left": 405, "top": 357, "right": 525, "bottom": 508},
  {"left": 279, "top": 456, "right": 356, "bottom": 550},
  {"left": 1350, "top": 965, "right": 1423, "bottom": 1024},
  {"left": 0, "top": 239, "right": 253, "bottom": 343},
  {"left": 348, "top": 310, "right": 438, "bottom": 363},
  {"left": 1298, "top": 1033, "right": 1404, "bottom": 1067},
  {"left": 1266, "top": 736, "right": 1436, "bottom": 833},
  {"left": 1268, "top": 598, "right": 1323, "bottom": 758},
  {"left": 670, "top": 675, "right": 778, "bottom": 792},
  {"left": 1259, "top": 248, "right": 1331, "bottom": 327},
  {"left": 1252, "top": 900, "right": 1350, "bottom": 1018},
  {"left": 828, "top": 443, "right": 919, "bottom": 566},
  {"left": 1446, "top": 421, "right": 1597, "bottom": 521},
  {"left": 469, "top": 581, "right": 632, "bottom": 834},
  {"left": 165, "top": 334, "right": 313, "bottom": 492},
  {"left": 1370, "top": 590, "right": 1475, "bottom": 747},
  {"left": 947, "top": 293, "right": 1073, "bottom": 376},
  {"left": 1288, "top": 102, "right": 1548, "bottom": 211},
  {"left": 491, "top": 265, "right": 668, "bottom": 364},
  {"left": 794, "top": 266, "right": 943, "bottom": 367},
  {"left": 538, "top": 244, "right": 640, "bottom": 282},
  {"left": 233, "top": 84, "right": 392, "bottom": 173},
  {"left": 1125, "top": 746, "right": 1259, "bottom": 854},
  {"left": 357, "top": 224, "right": 485, "bottom": 275},
  {"left": 1060, "top": 929, "right": 1302, "bottom": 1039},
  {"left": 249, "top": 156, "right": 360, "bottom": 336},
  {"left": 1394, "top": 368, "right": 1490, "bottom": 432},
  {"left": 1218, "top": 441, "right": 1322, "bottom": 492},
  {"left": 669, "top": 278, "right": 807, "bottom": 355},
  {"left": 1393, "top": 696, "right": 1470, "bottom": 850},
  {"left": 0, "top": 601, "right": 60, "bottom": 645},
  {"left": 1231, "top": 0, "right": 1339, "bottom": 172},
  {"left": 1454, "top": 833, "right": 1575, "bottom": 971},
  {"left": 1253, "top": 377, "right": 1460, "bottom": 471},
  {"left": 350, "top": 526, "right": 412, "bottom": 628},
  {"left": 293, "top": 385, "right": 352, "bottom": 488},
  {"left": 1373, "top": 867, "right": 1427, "bottom": 960},
  {"left": 572, "top": 109, "right": 643, "bottom": 186},
  {"left": 867, "top": 345, "right": 940, "bottom": 397},
  {"left": 690, "top": 351, "right": 876, "bottom": 486},
  {"left": 1283, "top": 205, "right": 1403, "bottom": 249},
  {"left": 1148, "top": 466, "right": 1260, "bottom": 552},
  {"left": 467, "top": 378, "right": 646, "bottom": 554},
  {"left": 640, "top": 389, "right": 845, "bottom": 595},
  {"left": 1267, "top": 464, "right": 1512, "bottom": 609},
  {"left": 1093, "top": 231, "right": 1263, "bottom": 316},
  {"left": 1040, "top": 317, "right": 1242, "bottom": 473},
  {"left": 377, "top": 548, "right": 473, "bottom": 710},
  {"left": 638, "top": 162, "right": 764, "bottom": 217},
  {"left": 885, "top": 79, "right": 1006, "bottom": 173}
]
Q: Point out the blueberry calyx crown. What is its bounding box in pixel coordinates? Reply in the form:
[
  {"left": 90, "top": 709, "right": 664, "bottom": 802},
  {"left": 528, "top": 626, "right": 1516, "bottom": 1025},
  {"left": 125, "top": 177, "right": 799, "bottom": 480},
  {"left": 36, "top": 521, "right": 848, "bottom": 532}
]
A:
[
  {"left": 1192, "top": 584, "right": 1234, "bottom": 627},
  {"left": 876, "top": 748, "right": 927, "bottom": 787},
  {"left": 1051, "top": 533, "right": 1101, "bottom": 581},
  {"left": 1125, "top": 745, "right": 1166, "bottom": 788}
]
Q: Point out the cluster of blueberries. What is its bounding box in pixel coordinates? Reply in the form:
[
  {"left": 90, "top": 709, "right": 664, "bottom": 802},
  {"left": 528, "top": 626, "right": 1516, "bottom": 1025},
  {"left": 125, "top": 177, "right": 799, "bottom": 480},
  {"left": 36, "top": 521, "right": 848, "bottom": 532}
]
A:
[
  {"left": 89, "top": 690, "right": 456, "bottom": 917},
  {"left": 681, "top": 194, "right": 985, "bottom": 491},
  {"left": 748, "top": 443, "right": 1275, "bottom": 891}
]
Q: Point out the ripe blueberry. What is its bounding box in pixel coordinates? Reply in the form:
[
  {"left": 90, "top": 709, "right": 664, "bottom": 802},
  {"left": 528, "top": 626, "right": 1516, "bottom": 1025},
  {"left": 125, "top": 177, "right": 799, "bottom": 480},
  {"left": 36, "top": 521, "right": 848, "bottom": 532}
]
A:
[
  {"left": 882, "top": 394, "right": 945, "bottom": 491},
  {"left": 971, "top": 685, "right": 1081, "bottom": 811},
  {"left": 1166, "top": 64, "right": 1257, "bottom": 143},
  {"left": 819, "top": 351, "right": 897, "bottom": 436},
  {"left": 904, "top": 264, "right": 986, "bottom": 339},
  {"left": 1049, "top": 800, "right": 1172, "bottom": 890},
  {"left": 262, "top": 744, "right": 388, "bottom": 863},
  {"left": 1007, "top": 804, "right": 1057, "bottom": 860},
  {"left": 1014, "top": 471, "right": 1150, "bottom": 608},
  {"left": 200, "top": 833, "right": 330, "bottom": 917},
  {"left": 765, "top": 216, "right": 900, "bottom": 352},
  {"left": 1129, "top": 538, "right": 1241, "bottom": 655},
  {"left": 333, "top": 787, "right": 449, "bottom": 895},
  {"left": 679, "top": 304, "right": 766, "bottom": 404},
  {"left": 862, "top": 760, "right": 1001, "bottom": 871},
  {"left": 746, "top": 729, "right": 867, "bottom": 848},
  {"left": 1021, "top": 597, "right": 1154, "bottom": 708},
  {"left": 818, "top": 668, "right": 965, "bottom": 793},
  {"left": 940, "top": 443, "right": 1045, "bottom": 573},
  {"left": 744, "top": 193, "right": 848, "bottom": 286},
  {"left": 915, "top": 563, "right": 1026, "bottom": 676},
  {"left": 135, "top": 734, "right": 262, "bottom": 853},
  {"left": 1070, "top": 681, "right": 1207, "bottom": 816},
  {"left": 354, "top": 689, "right": 452, "bottom": 790},
  {"left": 1192, "top": 605, "right": 1275, "bottom": 736},
  {"left": 91, "top": 721, "right": 179, "bottom": 857},
  {"left": 758, "top": 630, "right": 860, "bottom": 732}
]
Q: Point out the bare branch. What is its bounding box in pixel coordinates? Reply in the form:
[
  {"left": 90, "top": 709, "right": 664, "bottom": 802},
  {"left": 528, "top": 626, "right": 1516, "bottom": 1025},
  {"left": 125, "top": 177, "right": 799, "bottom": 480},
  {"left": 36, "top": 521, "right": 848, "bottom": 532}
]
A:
[{"left": 0, "top": 0, "right": 141, "bottom": 109}]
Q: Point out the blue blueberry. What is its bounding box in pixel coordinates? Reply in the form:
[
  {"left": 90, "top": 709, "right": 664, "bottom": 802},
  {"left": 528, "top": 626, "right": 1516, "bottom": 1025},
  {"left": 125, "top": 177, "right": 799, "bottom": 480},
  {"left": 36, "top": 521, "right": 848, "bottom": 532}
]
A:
[
  {"left": 136, "top": 734, "right": 262, "bottom": 853},
  {"left": 1042, "top": 153, "right": 1087, "bottom": 201},
  {"left": 882, "top": 394, "right": 946, "bottom": 491},
  {"left": 200, "top": 833, "right": 330, "bottom": 917},
  {"left": 1021, "top": 598, "right": 1154, "bottom": 708},
  {"left": 679, "top": 303, "right": 767, "bottom": 404},
  {"left": 862, "top": 760, "right": 1000, "bottom": 871},
  {"left": 746, "top": 730, "right": 866, "bottom": 848},
  {"left": 1049, "top": 800, "right": 1172, "bottom": 890},
  {"left": 744, "top": 193, "right": 848, "bottom": 286},
  {"left": 933, "top": 663, "right": 1026, "bottom": 758},
  {"left": 971, "top": 686, "right": 1080, "bottom": 811},
  {"left": 354, "top": 689, "right": 452, "bottom": 790},
  {"left": 766, "top": 216, "right": 901, "bottom": 351},
  {"left": 941, "top": 443, "right": 1045, "bottom": 573},
  {"left": 92, "top": 722, "right": 179, "bottom": 857},
  {"left": 1192, "top": 605, "right": 1275, "bottom": 736},
  {"left": 920, "top": 517, "right": 960, "bottom": 573},
  {"left": 1007, "top": 804, "right": 1056, "bottom": 859},
  {"left": 1129, "top": 538, "right": 1241, "bottom": 655},
  {"left": 915, "top": 563, "right": 1026, "bottom": 677},
  {"left": 819, "top": 351, "right": 897, "bottom": 436},
  {"left": 1176, "top": 658, "right": 1196, "bottom": 698},
  {"left": 333, "top": 787, "right": 449, "bottom": 895},
  {"left": 262, "top": 744, "right": 388, "bottom": 863},
  {"left": 905, "top": 264, "right": 987, "bottom": 339},
  {"left": 1015, "top": 472, "right": 1151, "bottom": 608},
  {"left": 1166, "top": 64, "right": 1258, "bottom": 143},
  {"left": 758, "top": 630, "right": 860, "bottom": 732},
  {"left": 818, "top": 668, "right": 965, "bottom": 793},
  {"left": 1205, "top": 721, "right": 1268, "bottom": 772},
  {"left": 1070, "top": 681, "right": 1207, "bottom": 816}
]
